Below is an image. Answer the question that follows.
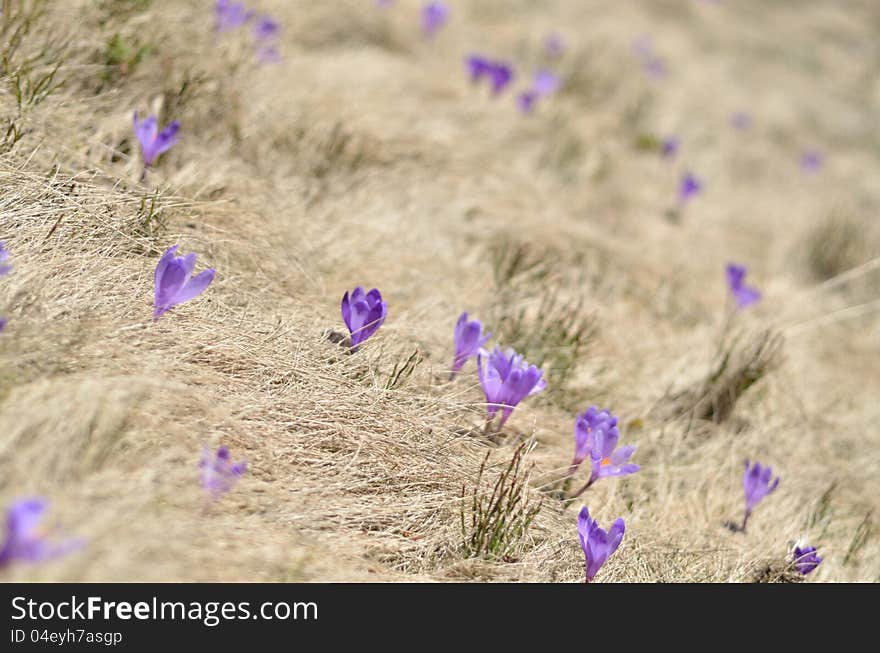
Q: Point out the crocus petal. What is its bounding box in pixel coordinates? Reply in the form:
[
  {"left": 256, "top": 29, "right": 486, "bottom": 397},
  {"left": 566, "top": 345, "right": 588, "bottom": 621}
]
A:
[
  {"left": 341, "top": 291, "right": 352, "bottom": 331},
  {"left": 734, "top": 286, "right": 762, "bottom": 308},
  {"left": 609, "top": 445, "right": 636, "bottom": 465},
  {"left": 154, "top": 259, "right": 189, "bottom": 316},
  {"left": 171, "top": 269, "right": 216, "bottom": 306},
  {"left": 155, "top": 121, "right": 180, "bottom": 157}
]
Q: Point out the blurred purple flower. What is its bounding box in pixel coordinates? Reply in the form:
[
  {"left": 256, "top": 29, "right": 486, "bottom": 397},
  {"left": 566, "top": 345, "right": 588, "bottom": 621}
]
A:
[
  {"left": 200, "top": 445, "right": 247, "bottom": 501},
  {"left": 215, "top": 0, "right": 253, "bottom": 32},
  {"left": 792, "top": 545, "right": 822, "bottom": 575},
  {"left": 800, "top": 150, "right": 824, "bottom": 174},
  {"left": 0, "top": 498, "right": 81, "bottom": 568},
  {"left": 421, "top": 2, "right": 449, "bottom": 38},
  {"left": 544, "top": 32, "right": 565, "bottom": 58},
  {"left": 465, "top": 55, "right": 491, "bottom": 83},
  {"left": 253, "top": 15, "right": 280, "bottom": 41},
  {"left": 741, "top": 459, "right": 779, "bottom": 531},
  {"left": 341, "top": 286, "right": 387, "bottom": 349},
  {"left": 153, "top": 245, "right": 216, "bottom": 320},
  {"left": 465, "top": 55, "right": 515, "bottom": 96},
  {"left": 678, "top": 172, "right": 702, "bottom": 204},
  {"left": 450, "top": 312, "right": 490, "bottom": 379},
  {"left": 730, "top": 111, "right": 752, "bottom": 131},
  {"left": 376, "top": 0, "right": 394, "bottom": 7},
  {"left": 256, "top": 46, "right": 282, "bottom": 64},
  {"left": 477, "top": 347, "right": 546, "bottom": 428},
  {"left": 489, "top": 63, "right": 515, "bottom": 95},
  {"left": 642, "top": 57, "right": 667, "bottom": 79},
  {"left": 571, "top": 407, "right": 639, "bottom": 496},
  {"left": 0, "top": 318, "right": 7, "bottom": 333},
  {"left": 0, "top": 241, "right": 11, "bottom": 277},
  {"left": 517, "top": 91, "right": 539, "bottom": 114},
  {"left": 661, "top": 136, "right": 679, "bottom": 159},
  {"left": 726, "top": 263, "right": 761, "bottom": 308},
  {"left": 577, "top": 506, "right": 625, "bottom": 583},
  {"left": 632, "top": 36, "right": 666, "bottom": 79},
  {"left": 517, "top": 71, "right": 560, "bottom": 114},
  {"left": 133, "top": 112, "right": 179, "bottom": 168}
]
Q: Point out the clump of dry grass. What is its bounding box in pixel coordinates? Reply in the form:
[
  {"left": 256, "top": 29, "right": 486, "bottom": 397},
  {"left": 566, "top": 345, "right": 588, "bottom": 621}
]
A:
[
  {"left": 663, "top": 329, "right": 784, "bottom": 424},
  {"left": 801, "top": 210, "right": 879, "bottom": 285},
  {"left": 460, "top": 442, "right": 543, "bottom": 561}
]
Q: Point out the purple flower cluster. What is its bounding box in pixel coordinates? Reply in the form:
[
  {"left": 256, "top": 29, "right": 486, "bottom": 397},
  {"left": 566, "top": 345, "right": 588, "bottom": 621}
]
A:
[
  {"left": 517, "top": 70, "right": 561, "bottom": 115},
  {"left": 421, "top": 2, "right": 449, "bottom": 39},
  {"left": 465, "top": 55, "right": 516, "bottom": 96},
  {"left": 570, "top": 407, "right": 639, "bottom": 497},
  {"left": 726, "top": 263, "right": 761, "bottom": 309},
  {"left": 215, "top": 0, "right": 253, "bottom": 33},
  {"left": 214, "top": 2, "right": 281, "bottom": 64},
  {"left": 0, "top": 499, "right": 81, "bottom": 568},
  {"left": 200, "top": 445, "right": 247, "bottom": 501},
  {"left": 477, "top": 347, "right": 547, "bottom": 429}
]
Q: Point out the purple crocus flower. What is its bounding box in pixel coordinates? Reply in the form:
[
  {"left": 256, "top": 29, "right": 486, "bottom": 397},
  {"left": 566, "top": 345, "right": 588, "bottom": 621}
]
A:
[
  {"left": 464, "top": 56, "right": 515, "bottom": 96},
  {"left": 532, "top": 70, "right": 560, "bottom": 96},
  {"left": 256, "top": 46, "right": 282, "bottom": 64},
  {"left": 577, "top": 506, "right": 625, "bottom": 583},
  {"left": 341, "top": 286, "right": 387, "bottom": 349},
  {"left": 215, "top": 0, "right": 253, "bottom": 32},
  {"left": 517, "top": 91, "right": 539, "bottom": 114},
  {"left": 800, "top": 150, "right": 824, "bottom": 174},
  {"left": 632, "top": 36, "right": 666, "bottom": 79},
  {"left": 730, "top": 111, "right": 752, "bottom": 131},
  {"left": 0, "top": 317, "right": 7, "bottom": 333},
  {"left": 450, "top": 312, "right": 490, "bottom": 379},
  {"left": 678, "top": 172, "right": 702, "bottom": 205},
  {"left": 477, "top": 347, "right": 546, "bottom": 428},
  {"left": 465, "top": 55, "right": 492, "bottom": 83},
  {"left": 253, "top": 15, "right": 280, "bottom": 41},
  {"left": 0, "top": 498, "right": 80, "bottom": 568},
  {"left": 570, "top": 407, "right": 639, "bottom": 496},
  {"left": 153, "top": 245, "right": 216, "bottom": 320},
  {"left": 0, "top": 241, "right": 11, "bottom": 277},
  {"left": 726, "top": 263, "right": 761, "bottom": 308},
  {"left": 488, "top": 62, "right": 515, "bottom": 96},
  {"left": 741, "top": 459, "right": 780, "bottom": 531},
  {"left": 200, "top": 445, "right": 247, "bottom": 501},
  {"left": 421, "top": 2, "right": 449, "bottom": 39},
  {"left": 517, "top": 71, "right": 560, "bottom": 114},
  {"left": 544, "top": 32, "right": 565, "bottom": 58},
  {"left": 661, "top": 136, "right": 679, "bottom": 159},
  {"left": 792, "top": 545, "right": 822, "bottom": 575},
  {"left": 133, "top": 112, "right": 180, "bottom": 168}
]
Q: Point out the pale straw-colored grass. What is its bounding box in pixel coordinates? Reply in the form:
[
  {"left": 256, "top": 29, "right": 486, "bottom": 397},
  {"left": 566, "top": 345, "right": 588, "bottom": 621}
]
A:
[{"left": 0, "top": 0, "right": 877, "bottom": 582}]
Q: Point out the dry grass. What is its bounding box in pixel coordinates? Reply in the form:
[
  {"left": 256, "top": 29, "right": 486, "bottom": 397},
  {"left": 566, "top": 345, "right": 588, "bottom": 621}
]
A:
[{"left": 0, "top": 0, "right": 878, "bottom": 583}]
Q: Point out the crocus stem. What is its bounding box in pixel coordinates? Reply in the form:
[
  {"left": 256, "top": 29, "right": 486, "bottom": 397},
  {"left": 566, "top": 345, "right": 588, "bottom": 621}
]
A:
[
  {"left": 740, "top": 512, "right": 750, "bottom": 533},
  {"left": 570, "top": 475, "right": 595, "bottom": 499}
]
